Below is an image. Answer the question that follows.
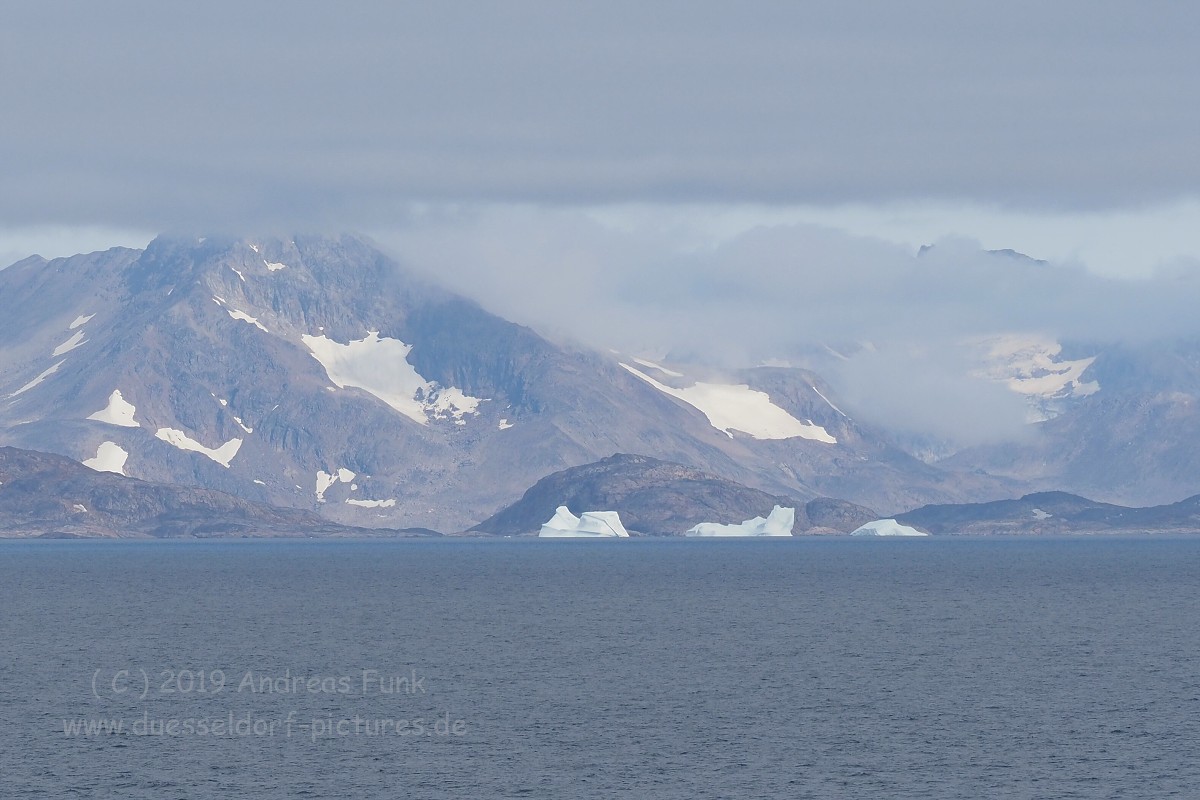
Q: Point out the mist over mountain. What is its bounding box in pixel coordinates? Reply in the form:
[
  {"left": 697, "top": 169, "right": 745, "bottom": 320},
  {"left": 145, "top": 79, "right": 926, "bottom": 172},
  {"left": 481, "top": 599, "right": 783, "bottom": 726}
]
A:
[
  {"left": 1, "top": 234, "right": 1018, "bottom": 532},
  {"left": 3, "top": 231, "right": 1200, "bottom": 531}
]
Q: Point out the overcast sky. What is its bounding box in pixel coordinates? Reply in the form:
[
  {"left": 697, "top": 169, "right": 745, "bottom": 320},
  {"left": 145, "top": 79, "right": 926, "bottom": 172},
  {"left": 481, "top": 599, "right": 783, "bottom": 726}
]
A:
[{"left": 4, "top": 1, "right": 1199, "bottom": 441}]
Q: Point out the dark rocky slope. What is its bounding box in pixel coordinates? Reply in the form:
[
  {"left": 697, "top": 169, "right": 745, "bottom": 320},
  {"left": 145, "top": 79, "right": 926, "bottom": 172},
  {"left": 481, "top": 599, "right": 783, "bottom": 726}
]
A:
[
  {"left": 0, "top": 447, "right": 434, "bottom": 538},
  {"left": 896, "top": 490, "right": 1200, "bottom": 535},
  {"left": 473, "top": 453, "right": 878, "bottom": 536}
]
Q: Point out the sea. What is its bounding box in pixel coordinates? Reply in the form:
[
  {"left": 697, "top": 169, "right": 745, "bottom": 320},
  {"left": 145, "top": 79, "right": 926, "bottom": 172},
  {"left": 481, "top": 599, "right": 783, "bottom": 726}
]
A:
[{"left": 1, "top": 537, "right": 1198, "bottom": 799}]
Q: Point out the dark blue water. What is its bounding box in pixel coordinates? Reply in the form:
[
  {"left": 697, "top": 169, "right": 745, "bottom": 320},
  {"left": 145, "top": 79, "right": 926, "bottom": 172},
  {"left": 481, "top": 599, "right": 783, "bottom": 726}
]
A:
[{"left": 2, "top": 538, "right": 1198, "bottom": 798}]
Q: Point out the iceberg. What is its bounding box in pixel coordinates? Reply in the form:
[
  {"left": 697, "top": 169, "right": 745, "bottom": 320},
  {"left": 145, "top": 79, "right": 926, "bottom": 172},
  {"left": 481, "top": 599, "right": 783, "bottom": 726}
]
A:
[
  {"left": 850, "top": 519, "right": 928, "bottom": 537},
  {"left": 539, "top": 506, "right": 630, "bottom": 537},
  {"left": 685, "top": 505, "right": 795, "bottom": 537}
]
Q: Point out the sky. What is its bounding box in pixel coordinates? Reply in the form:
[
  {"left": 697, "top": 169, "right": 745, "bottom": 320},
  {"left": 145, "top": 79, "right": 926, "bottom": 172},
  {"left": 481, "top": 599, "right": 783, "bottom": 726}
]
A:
[{"left": 4, "top": 1, "right": 1199, "bottom": 442}]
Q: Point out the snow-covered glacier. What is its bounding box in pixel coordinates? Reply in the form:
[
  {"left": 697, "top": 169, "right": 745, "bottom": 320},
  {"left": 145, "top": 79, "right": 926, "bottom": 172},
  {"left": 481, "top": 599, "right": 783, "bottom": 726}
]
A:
[
  {"left": 685, "top": 505, "right": 795, "bottom": 537},
  {"left": 850, "top": 519, "right": 928, "bottom": 536},
  {"left": 539, "top": 506, "right": 630, "bottom": 537}
]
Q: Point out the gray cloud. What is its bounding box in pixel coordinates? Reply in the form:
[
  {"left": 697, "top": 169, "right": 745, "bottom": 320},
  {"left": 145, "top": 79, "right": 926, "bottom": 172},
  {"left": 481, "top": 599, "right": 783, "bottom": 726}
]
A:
[{"left": 4, "top": 1, "right": 1200, "bottom": 229}]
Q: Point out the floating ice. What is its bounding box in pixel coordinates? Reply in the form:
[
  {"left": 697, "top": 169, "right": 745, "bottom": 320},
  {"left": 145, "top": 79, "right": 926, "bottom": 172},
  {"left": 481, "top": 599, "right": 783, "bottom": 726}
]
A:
[
  {"left": 686, "top": 505, "right": 795, "bottom": 537},
  {"left": 82, "top": 441, "right": 129, "bottom": 475},
  {"left": 620, "top": 364, "right": 836, "bottom": 443},
  {"left": 850, "top": 519, "right": 928, "bottom": 537},
  {"left": 88, "top": 390, "right": 139, "bottom": 428},
  {"left": 155, "top": 429, "right": 242, "bottom": 467},
  {"left": 539, "top": 506, "right": 630, "bottom": 537}
]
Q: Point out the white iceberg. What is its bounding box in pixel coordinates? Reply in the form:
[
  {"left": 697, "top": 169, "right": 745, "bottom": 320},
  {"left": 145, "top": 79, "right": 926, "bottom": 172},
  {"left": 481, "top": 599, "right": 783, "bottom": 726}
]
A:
[
  {"left": 850, "top": 519, "right": 928, "bottom": 537},
  {"left": 685, "top": 505, "right": 795, "bottom": 537},
  {"left": 539, "top": 506, "right": 630, "bottom": 537}
]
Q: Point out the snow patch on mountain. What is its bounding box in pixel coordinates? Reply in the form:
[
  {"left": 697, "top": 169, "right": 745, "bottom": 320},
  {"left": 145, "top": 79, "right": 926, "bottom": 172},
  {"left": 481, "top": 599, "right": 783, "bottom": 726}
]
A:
[
  {"left": 264, "top": 260, "right": 287, "bottom": 272},
  {"left": 977, "top": 335, "right": 1099, "bottom": 421},
  {"left": 52, "top": 330, "right": 87, "bottom": 357},
  {"left": 212, "top": 297, "right": 268, "bottom": 332},
  {"left": 423, "top": 386, "right": 482, "bottom": 423},
  {"left": 155, "top": 428, "right": 242, "bottom": 467},
  {"left": 69, "top": 314, "right": 95, "bottom": 330},
  {"left": 620, "top": 364, "right": 836, "bottom": 443},
  {"left": 812, "top": 385, "right": 848, "bottom": 418},
  {"left": 88, "top": 390, "right": 139, "bottom": 427},
  {"left": 83, "top": 441, "right": 129, "bottom": 475},
  {"left": 302, "top": 331, "right": 484, "bottom": 426},
  {"left": 346, "top": 498, "right": 396, "bottom": 508},
  {"left": 632, "top": 357, "right": 684, "bottom": 378},
  {"left": 686, "top": 505, "right": 795, "bottom": 537},
  {"left": 539, "top": 506, "right": 630, "bottom": 537},
  {"left": 315, "top": 471, "right": 338, "bottom": 501},
  {"left": 9, "top": 362, "right": 63, "bottom": 398},
  {"left": 226, "top": 308, "right": 267, "bottom": 331},
  {"left": 315, "top": 468, "right": 358, "bottom": 502}
]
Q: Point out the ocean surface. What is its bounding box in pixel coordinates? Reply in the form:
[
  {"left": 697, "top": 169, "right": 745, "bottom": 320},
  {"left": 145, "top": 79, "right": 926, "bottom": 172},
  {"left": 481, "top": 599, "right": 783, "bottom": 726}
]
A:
[{"left": 2, "top": 537, "right": 1198, "bottom": 799}]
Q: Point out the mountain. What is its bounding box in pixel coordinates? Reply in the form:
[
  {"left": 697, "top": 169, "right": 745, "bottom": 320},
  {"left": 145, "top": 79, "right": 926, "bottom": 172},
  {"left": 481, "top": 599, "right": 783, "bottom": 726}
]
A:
[
  {"left": 896, "top": 490, "right": 1200, "bottom": 535},
  {"left": 0, "top": 234, "right": 1016, "bottom": 531},
  {"left": 944, "top": 339, "right": 1200, "bottom": 506},
  {"left": 0, "top": 446, "right": 429, "bottom": 538},
  {"left": 473, "top": 453, "right": 879, "bottom": 536}
]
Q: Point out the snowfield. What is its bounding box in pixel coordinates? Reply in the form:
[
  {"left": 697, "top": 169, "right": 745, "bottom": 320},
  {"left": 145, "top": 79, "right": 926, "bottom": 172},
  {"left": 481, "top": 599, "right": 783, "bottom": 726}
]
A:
[
  {"left": 978, "top": 335, "right": 1100, "bottom": 412},
  {"left": 52, "top": 330, "right": 87, "bottom": 357},
  {"left": 155, "top": 428, "right": 242, "bottom": 468},
  {"left": 303, "top": 331, "right": 484, "bottom": 426},
  {"left": 9, "top": 362, "right": 63, "bottom": 398},
  {"left": 346, "top": 498, "right": 396, "bottom": 508},
  {"left": 82, "top": 441, "right": 129, "bottom": 475},
  {"left": 88, "top": 390, "right": 139, "bottom": 427},
  {"left": 620, "top": 363, "right": 836, "bottom": 443}
]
